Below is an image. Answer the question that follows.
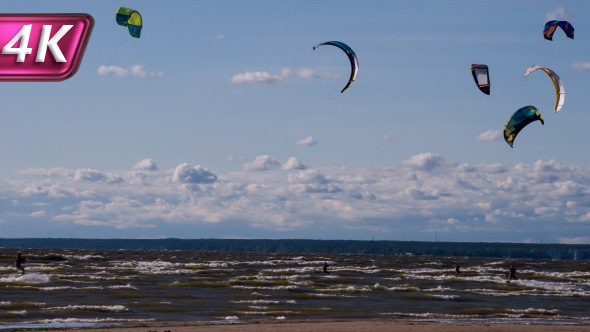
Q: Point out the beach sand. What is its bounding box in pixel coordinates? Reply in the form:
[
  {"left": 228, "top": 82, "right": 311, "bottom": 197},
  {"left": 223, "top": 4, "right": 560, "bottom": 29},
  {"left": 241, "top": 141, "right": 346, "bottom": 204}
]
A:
[{"left": 12, "top": 320, "right": 590, "bottom": 332}]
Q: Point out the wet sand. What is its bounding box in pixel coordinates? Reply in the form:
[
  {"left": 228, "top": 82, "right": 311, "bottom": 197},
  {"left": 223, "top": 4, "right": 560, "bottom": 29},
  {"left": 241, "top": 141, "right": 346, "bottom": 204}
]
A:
[{"left": 13, "top": 320, "right": 590, "bottom": 332}]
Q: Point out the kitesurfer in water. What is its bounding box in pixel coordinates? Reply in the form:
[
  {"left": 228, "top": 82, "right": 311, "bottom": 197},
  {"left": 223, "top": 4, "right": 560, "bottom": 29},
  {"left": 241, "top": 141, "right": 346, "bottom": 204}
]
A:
[
  {"left": 509, "top": 265, "right": 517, "bottom": 281},
  {"left": 15, "top": 253, "right": 26, "bottom": 275},
  {"left": 323, "top": 262, "right": 330, "bottom": 274},
  {"left": 455, "top": 264, "right": 461, "bottom": 274}
]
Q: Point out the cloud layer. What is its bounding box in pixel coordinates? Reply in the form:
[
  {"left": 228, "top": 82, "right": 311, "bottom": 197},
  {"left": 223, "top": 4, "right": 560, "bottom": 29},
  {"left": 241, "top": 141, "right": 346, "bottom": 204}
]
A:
[{"left": 3, "top": 154, "right": 590, "bottom": 243}]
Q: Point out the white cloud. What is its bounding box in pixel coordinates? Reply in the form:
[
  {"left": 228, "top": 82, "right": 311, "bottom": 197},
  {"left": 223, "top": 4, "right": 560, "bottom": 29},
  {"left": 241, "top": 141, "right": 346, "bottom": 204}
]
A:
[
  {"left": 297, "top": 68, "right": 324, "bottom": 79},
  {"left": 381, "top": 135, "right": 401, "bottom": 142},
  {"left": 281, "top": 67, "right": 291, "bottom": 77},
  {"left": 477, "top": 130, "right": 501, "bottom": 142},
  {"left": 98, "top": 65, "right": 163, "bottom": 78},
  {"left": 231, "top": 71, "right": 283, "bottom": 85},
  {"left": 243, "top": 155, "right": 281, "bottom": 171},
  {"left": 131, "top": 65, "right": 147, "bottom": 78},
  {"left": 296, "top": 136, "right": 317, "bottom": 147},
  {"left": 133, "top": 159, "right": 158, "bottom": 171},
  {"left": 74, "top": 169, "right": 123, "bottom": 184},
  {"left": 30, "top": 210, "right": 46, "bottom": 217},
  {"left": 97, "top": 65, "right": 128, "bottom": 77},
  {"left": 288, "top": 169, "right": 329, "bottom": 184},
  {"left": 227, "top": 155, "right": 245, "bottom": 162},
  {"left": 572, "top": 63, "right": 590, "bottom": 70},
  {"left": 231, "top": 66, "right": 337, "bottom": 85},
  {"left": 282, "top": 157, "right": 306, "bottom": 170},
  {"left": 546, "top": 7, "right": 570, "bottom": 21},
  {"left": 172, "top": 163, "right": 218, "bottom": 184},
  {"left": 17, "top": 167, "right": 73, "bottom": 178},
  {"left": 288, "top": 169, "right": 341, "bottom": 194},
  {"left": 401, "top": 153, "right": 449, "bottom": 171}
]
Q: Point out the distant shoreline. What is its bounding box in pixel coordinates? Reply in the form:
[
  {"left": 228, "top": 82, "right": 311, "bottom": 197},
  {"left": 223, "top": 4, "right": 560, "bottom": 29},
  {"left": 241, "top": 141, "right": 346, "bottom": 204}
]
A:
[
  {"left": 4, "top": 319, "right": 590, "bottom": 332},
  {"left": 1, "top": 238, "right": 589, "bottom": 260}
]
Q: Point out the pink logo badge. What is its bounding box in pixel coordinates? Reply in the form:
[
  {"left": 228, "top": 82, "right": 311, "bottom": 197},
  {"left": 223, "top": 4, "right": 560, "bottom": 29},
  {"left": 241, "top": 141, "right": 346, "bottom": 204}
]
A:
[{"left": 0, "top": 13, "right": 94, "bottom": 81}]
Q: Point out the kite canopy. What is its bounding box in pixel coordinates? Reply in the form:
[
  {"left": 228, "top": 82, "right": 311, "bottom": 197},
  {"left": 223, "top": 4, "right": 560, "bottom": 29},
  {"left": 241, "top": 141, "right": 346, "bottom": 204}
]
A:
[
  {"left": 313, "top": 41, "right": 358, "bottom": 93},
  {"left": 470, "top": 64, "right": 490, "bottom": 95},
  {"left": 116, "top": 7, "right": 142, "bottom": 38},
  {"left": 524, "top": 66, "right": 565, "bottom": 113},
  {"left": 504, "top": 106, "right": 544, "bottom": 148},
  {"left": 543, "top": 21, "right": 574, "bottom": 40}
]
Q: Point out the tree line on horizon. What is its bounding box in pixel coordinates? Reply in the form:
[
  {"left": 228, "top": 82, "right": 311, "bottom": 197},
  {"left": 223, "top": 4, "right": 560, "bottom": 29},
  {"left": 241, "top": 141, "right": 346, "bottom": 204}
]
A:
[{"left": 0, "top": 238, "right": 588, "bottom": 260}]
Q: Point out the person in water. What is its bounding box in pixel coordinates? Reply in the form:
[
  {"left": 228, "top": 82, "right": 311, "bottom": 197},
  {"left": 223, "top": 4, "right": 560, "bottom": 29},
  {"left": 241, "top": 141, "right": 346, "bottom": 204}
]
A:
[
  {"left": 323, "top": 262, "right": 330, "bottom": 274},
  {"left": 455, "top": 264, "right": 461, "bottom": 274},
  {"left": 15, "top": 253, "right": 27, "bottom": 275},
  {"left": 509, "top": 265, "right": 517, "bottom": 281}
]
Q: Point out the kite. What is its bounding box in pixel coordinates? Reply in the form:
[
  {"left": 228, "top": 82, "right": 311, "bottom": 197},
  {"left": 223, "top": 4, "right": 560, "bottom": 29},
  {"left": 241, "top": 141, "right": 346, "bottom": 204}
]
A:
[
  {"left": 116, "top": 7, "right": 142, "bottom": 38},
  {"left": 470, "top": 64, "right": 490, "bottom": 95},
  {"left": 504, "top": 106, "right": 544, "bottom": 148},
  {"left": 313, "top": 41, "right": 358, "bottom": 93},
  {"left": 524, "top": 66, "right": 564, "bottom": 113},
  {"left": 543, "top": 21, "right": 574, "bottom": 40}
]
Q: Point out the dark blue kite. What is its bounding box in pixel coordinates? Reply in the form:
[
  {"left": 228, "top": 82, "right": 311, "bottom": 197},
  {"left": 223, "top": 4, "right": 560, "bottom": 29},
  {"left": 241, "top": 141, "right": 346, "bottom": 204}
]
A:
[
  {"left": 544, "top": 21, "right": 574, "bottom": 40},
  {"left": 313, "top": 41, "right": 358, "bottom": 93}
]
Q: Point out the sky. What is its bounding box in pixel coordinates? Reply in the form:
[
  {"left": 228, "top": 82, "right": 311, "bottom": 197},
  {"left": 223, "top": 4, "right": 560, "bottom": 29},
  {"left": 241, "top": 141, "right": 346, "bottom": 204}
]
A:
[{"left": 1, "top": 1, "right": 590, "bottom": 243}]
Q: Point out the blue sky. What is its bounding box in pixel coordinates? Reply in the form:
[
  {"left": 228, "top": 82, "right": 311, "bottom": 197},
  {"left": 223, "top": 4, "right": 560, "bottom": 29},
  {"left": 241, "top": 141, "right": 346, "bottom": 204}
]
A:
[{"left": 1, "top": 1, "right": 590, "bottom": 243}]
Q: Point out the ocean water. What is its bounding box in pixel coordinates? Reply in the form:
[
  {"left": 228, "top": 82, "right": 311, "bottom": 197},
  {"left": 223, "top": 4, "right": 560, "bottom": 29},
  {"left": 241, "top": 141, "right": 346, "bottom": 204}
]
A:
[{"left": 1, "top": 249, "right": 589, "bottom": 329}]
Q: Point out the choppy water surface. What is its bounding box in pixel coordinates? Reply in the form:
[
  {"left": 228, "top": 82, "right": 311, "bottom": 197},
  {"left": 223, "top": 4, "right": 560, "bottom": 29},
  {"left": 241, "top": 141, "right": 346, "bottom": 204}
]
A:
[{"left": 1, "top": 249, "right": 589, "bottom": 328}]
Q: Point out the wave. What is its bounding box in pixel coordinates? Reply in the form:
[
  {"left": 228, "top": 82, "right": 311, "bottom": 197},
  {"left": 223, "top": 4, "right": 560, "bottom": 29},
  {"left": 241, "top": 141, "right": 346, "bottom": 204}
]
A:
[
  {"left": 0, "top": 273, "right": 50, "bottom": 284},
  {"left": 63, "top": 254, "right": 104, "bottom": 261},
  {"left": 230, "top": 299, "right": 297, "bottom": 305},
  {"left": 43, "top": 305, "right": 128, "bottom": 313}
]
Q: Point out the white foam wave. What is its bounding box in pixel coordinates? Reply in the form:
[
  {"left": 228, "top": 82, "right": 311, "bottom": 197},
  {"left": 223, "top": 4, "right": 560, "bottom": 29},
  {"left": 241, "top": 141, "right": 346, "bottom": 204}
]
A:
[
  {"left": 0, "top": 273, "right": 50, "bottom": 284},
  {"left": 231, "top": 299, "right": 296, "bottom": 305},
  {"left": 43, "top": 305, "right": 128, "bottom": 312},
  {"left": 27, "top": 317, "right": 154, "bottom": 324},
  {"left": 7, "top": 310, "right": 27, "bottom": 316},
  {"left": 248, "top": 305, "right": 269, "bottom": 310},
  {"left": 428, "top": 294, "right": 460, "bottom": 300},
  {"left": 231, "top": 285, "right": 298, "bottom": 290},
  {"left": 63, "top": 254, "right": 104, "bottom": 260},
  {"left": 318, "top": 285, "right": 373, "bottom": 293},
  {"left": 235, "top": 310, "right": 300, "bottom": 315},
  {"left": 39, "top": 286, "right": 72, "bottom": 291},
  {"left": 107, "top": 284, "right": 137, "bottom": 290},
  {"left": 509, "top": 308, "right": 561, "bottom": 315},
  {"left": 308, "top": 293, "right": 361, "bottom": 298}
]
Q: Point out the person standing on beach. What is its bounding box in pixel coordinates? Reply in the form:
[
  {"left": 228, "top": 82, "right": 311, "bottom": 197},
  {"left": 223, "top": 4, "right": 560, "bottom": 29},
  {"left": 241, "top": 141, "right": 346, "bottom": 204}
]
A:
[{"left": 15, "top": 253, "right": 27, "bottom": 275}]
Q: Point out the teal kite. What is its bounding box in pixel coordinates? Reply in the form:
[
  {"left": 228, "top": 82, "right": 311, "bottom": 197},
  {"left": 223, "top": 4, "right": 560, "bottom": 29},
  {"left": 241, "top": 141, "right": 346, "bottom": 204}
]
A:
[
  {"left": 116, "top": 7, "right": 142, "bottom": 38},
  {"left": 504, "top": 106, "right": 544, "bottom": 148}
]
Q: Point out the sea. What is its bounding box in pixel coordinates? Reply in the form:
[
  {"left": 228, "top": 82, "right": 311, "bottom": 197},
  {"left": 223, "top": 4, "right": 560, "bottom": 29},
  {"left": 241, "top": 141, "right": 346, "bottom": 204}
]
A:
[{"left": 1, "top": 248, "right": 589, "bottom": 329}]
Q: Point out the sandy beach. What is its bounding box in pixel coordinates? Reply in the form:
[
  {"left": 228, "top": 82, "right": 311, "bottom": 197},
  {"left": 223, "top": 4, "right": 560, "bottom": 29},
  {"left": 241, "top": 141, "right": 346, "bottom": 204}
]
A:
[{"left": 9, "top": 320, "right": 590, "bottom": 332}]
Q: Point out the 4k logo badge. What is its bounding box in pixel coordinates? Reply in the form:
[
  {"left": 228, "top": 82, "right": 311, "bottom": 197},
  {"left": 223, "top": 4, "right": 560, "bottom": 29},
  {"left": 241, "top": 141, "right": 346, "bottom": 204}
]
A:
[{"left": 0, "top": 14, "right": 94, "bottom": 81}]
